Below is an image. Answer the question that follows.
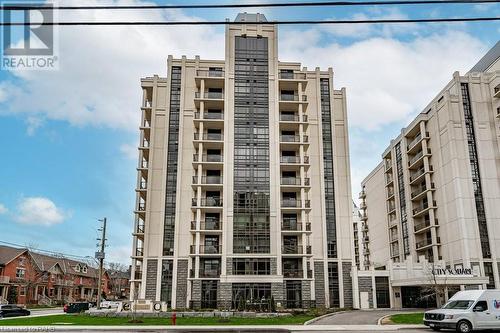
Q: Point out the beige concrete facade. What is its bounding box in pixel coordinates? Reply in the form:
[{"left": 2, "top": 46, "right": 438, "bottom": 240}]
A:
[
  {"left": 358, "top": 42, "right": 500, "bottom": 307},
  {"left": 130, "top": 14, "right": 355, "bottom": 310}
]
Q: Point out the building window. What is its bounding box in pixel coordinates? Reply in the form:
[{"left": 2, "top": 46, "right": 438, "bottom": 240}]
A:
[
  {"left": 160, "top": 260, "right": 173, "bottom": 305},
  {"left": 18, "top": 287, "right": 26, "bottom": 296},
  {"left": 232, "top": 283, "right": 271, "bottom": 310},
  {"left": 320, "top": 78, "right": 337, "bottom": 259},
  {"left": 233, "top": 36, "right": 271, "bottom": 254},
  {"left": 163, "top": 66, "right": 182, "bottom": 256},
  {"left": 15, "top": 268, "right": 25, "bottom": 279},
  {"left": 232, "top": 258, "right": 271, "bottom": 275},
  {"left": 484, "top": 262, "right": 495, "bottom": 289},
  {"left": 395, "top": 143, "right": 410, "bottom": 258},
  {"left": 201, "top": 280, "right": 218, "bottom": 309},
  {"left": 328, "top": 262, "right": 340, "bottom": 307},
  {"left": 461, "top": 83, "right": 491, "bottom": 259}
]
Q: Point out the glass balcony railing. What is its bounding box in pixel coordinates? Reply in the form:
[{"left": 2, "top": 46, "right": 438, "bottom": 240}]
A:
[
  {"left": 194, "top": 111, "right": 224, "bottom": 120},
  {"left": 192, "top": 176, "right": 223, "bottom": 185},
  {"left": 190, "top": 245, "right": 222, "bottom": 254},
  {"left": 192, "top": 197, "right": 223, "bottom": 207},
  {"left": 279, "top": 72, "right": 306, "bottom": 80},
  {"left": 193, "top": 154, "right": 223, "bottom": 163},
  {"left": 196, "top": 70, "right": 224, "bottom": 78},
  {"left": 195, "top": 91, "right": 224, "bottom": 99},
  {"left": 281, "top": 222, "right": 311, "bottom": 231},
  {"left": 194, "top": 133, "right": 224, "bottom": 141}
]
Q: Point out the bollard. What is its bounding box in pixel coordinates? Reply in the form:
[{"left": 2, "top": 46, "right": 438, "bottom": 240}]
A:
[{"left": 172, "top": 312, "right": 177, "bottom": 325}]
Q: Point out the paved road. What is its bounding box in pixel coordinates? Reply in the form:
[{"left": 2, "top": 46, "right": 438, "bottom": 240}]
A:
[
  {"left": 0, "top": 328, "right": 427, "bottom": 333},
  {"left": 311, "top": 309, "right": 421, "bottom": 325}
]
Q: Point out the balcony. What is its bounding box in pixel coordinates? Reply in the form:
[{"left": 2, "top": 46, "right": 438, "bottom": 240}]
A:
[
  {"left": 192, "top": 176, "right": 223, "bottom": 185},
  {"left": 391, "top": 250, "right": 400, "bottom": 258},
  {"left": 414, "top": 220, "right": 431, "bottom": 233},
  {"left": 195, "top": 91, "right": 224, "bottom": 100},
  {"left": 280, "top": 155, "right": 309, "bottom": 165},
  {"left": 137, "top": 160, "right": 149, "bottom": 170},
  {"left": 194, "top": 133, "right": 224, "bottom": 141},
  {"left": 279, "top": 94, "right": 308, "bottom": 102},
  {"left": 411, "top": 183, "right": 435, "bottom": 200},
  {"left": 193, "top": 154, "right": 223, "bottom": 163},
  {"left": 385, "top": 175, "right": 394, "bottom": 186},
  {"left": 197, "top": 269, "right": 221, "bottom": 278},
  {"left": 416, "top": 237, "right": 440, "bottom": 250},
  {"left": 407, "top": 132, "right": 430, "bottom": 153},
  {"left": 190, "top": 245, "right": 222, "bottom": 255},
  {"left": 279, "top": 114, "right": 308, "bottom": 123},
  {"left": 280, "top": 177, "right": 310, "bottom": 187},
  {"left": 280, "top": 135, "right": 309, "bottom": 144},
  {"left": 135, "top": 247, "right": 144, "bottom": 257},
  {"left": 194, "top": 111, "right": 224, "bottom": 121},
  {"left": 135, "top": 223, "right": 145, "bottom": 234},
  {"left": 389, "top": 233, "right": 398, "bottom": 243},
  {"left": 139, "top": 139, "right": 150, "bottom": 150},
  {"left": 408, "top": 148, "right": 431, "bottom": 169},
  {"left": 281, "top": 222, "right": 311, "bottom": 232},
  {"left": 360, "top": 212, "right": 368, "bottom": 221},
  {"left": 387, "top": 188, "right": 395, "bottom": 199},
  {"left": 0, "top": 276, "right": 10, "bottom": 284},
  {"left": 196, "top": 69, "right": 224, "bottom": 78},
  {"left": 135, "top": 202, "right": 146, "bottom": 213},
  {"left": 282, "top": 245, "right": 312, "bottom": 255},
  {"left": 359, "top": 201, "right": 367, "bottom": 209},
  {"left": 283, "top": 269, "right": 303, "bottom": 279},
  {"left": 136, "top": 180, "right": 147, "bottom": 192},
  {"left": 190, "top": 220, "right": 222, "bottom": 232},
  {"left": 385, "top": 160, "right": 393, "bottom": 172},
  {"left": 279, "top": 72, "right": 307, "bottom": 80},
  {"left": 387, "top": 202, "right": 396, "bottom": 213},
  {"left": 281, "top": 199, "right": 311, "bottom": 209},
  {"left": 359, "top": 190, "right": 366, "bottom": 199},
  {"left": 412, "top": 200, "right": 437, "bottom": 217},
  {"left": 410, "top": 165, "right": 434, "bottom": 184},
  {"left": 494, "top": 85, "right": 500, "bottom": 98},
  {"left": 192, "top": 197, "right": 223, "bottom": 208}
]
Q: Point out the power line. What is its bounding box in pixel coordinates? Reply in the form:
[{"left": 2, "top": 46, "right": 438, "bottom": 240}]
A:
[
  {"left": 3, "top": 0, "right": 500, "bottom": 10},
  {"left": 0, "top": 17, "right": 499, "bottom": 25}
]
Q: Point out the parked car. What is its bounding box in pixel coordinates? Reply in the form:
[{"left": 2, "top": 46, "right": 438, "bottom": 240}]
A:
[
  {"left": 0, "top": 304, "right": 30, "bottom": 318},
  {"left": 63, "top": 302, "right": 91, "bottom": 313},
  {"left": 424, "top": 290, "right": 500, "bottom": 332},
  {"left": 100, "top": 300, "right": 120, "bottom": 309}
]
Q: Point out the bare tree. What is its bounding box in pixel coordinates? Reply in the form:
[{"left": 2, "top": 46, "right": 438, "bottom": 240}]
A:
[{"left": 421, "top": 262, "right": 448, "bottom": 308}]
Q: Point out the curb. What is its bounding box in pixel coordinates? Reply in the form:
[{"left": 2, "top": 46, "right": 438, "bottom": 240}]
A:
[
  {"left": 377, "top": 312, "right": 427, "bottom": 329},
  {"left": 304, "top": 310, "right": 351, "bottom": 325}
]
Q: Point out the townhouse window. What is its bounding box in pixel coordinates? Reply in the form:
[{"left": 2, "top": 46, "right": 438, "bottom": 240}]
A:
[
  {"left": 19, "top": 287, "right": 26, "bottom": 296},
  {"left": 16, "top": 268, "right": 25, "bottom": 279}
]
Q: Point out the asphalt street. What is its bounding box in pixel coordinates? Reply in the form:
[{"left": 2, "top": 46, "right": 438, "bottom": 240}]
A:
[{"left": 311, "top": 309, "right": 421, "bottom": 325}]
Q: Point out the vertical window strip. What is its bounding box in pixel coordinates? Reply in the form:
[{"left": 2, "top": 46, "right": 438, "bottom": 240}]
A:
[
  {"left": 461, "top": 83, "right": 491, "bottom": 259},
  {"left": 395, "top": 143, "right": 410, "bottom": 258}
]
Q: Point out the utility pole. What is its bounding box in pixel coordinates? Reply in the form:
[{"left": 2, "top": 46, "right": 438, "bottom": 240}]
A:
[{"left": 96, "top": 218, "right": 107, "bottom": 310}]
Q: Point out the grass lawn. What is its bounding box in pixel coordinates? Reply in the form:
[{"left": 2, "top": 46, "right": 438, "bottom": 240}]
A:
[
  {"left": 388, "top": 313, "right": 425, "bottom": 325},
  {"left": 0, "top": 314, "right": 315, "bottom": 326}
]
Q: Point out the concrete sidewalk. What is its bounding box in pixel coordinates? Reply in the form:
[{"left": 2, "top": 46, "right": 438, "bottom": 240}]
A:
[{"left": 0, "top": 324, "right": 426, "bottom": 332}]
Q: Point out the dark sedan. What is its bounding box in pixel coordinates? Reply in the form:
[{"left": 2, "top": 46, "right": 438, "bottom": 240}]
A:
[{"left": 0, "top": 304, "right": 30, "bottom": 318}]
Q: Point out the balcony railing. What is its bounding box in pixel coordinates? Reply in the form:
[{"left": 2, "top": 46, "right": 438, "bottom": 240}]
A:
[
  {"left": 198, "top": 269, "right": 221, "bottom": 278},
  {"left": 133, "top": 271, "right": 142, "bottom": 280},
  {"left": 280, "top": 177, "right": 310, "bottom": 186},
  {"left": 192, "top": 197, "right": 223, "bottom": 207},
  {"left": 408, "top": 148, "right": 431, "bottom": 166},
  {"left": 190, "top": 245, "right": 222, "bottom": 254},
  {"left": 283, "top": 269, "right": 303, "bottom": 278},
  {"left": 416, "top": 237, "right": 440, "bottom": 249},
  {"left": 386, "top": 175, "right": 393, "bottom": 185},
  {"left": 359, "top": 190, "right": 366, "bottom": 199},
  {"left": 195, "top": 91, "right": 224, "bottom": 99},
  {"left": 136, "top": 224, "right": 145, "bottom": 233},
  {"left": 136, "top": 203, "right": 146, "bottom": 211},
  {"left": 190, "top": 220, "right": 222, "bottom": 231},
  {"left": 282, "top": 245, "right": 311, "bottom": 254},
  {"left": 279, "top": 72, "right": 306, "bottom": 80},
  {"left": 414, "top": 220, "right": 431, "bottom": 232},
  {"left": 281, "top": 222, "right": 311, "bottom": 231},
  {"left": 280, "top": 155, "right": 309, "bottom": 164},
  {"left": 196, "top": 69, "right": 224, "bottom": 78},
  {"left": 280, "top": 135, "right": 308, "bottom": 143},
  {"left": 194, "top": 133, "right": 224, "bottom": 141},
  {"left": 387, "top": 202, "right": 396, "bottom": 212},
  {"left": 281, "top": 199, "right": 311, "bottom": 208},
  {"left": 407, "top": 132, "right": 429, "bottom": 151},
  {"left": 0, "top": 276, "right": 10, "bottom": 284},
  {"left": 193, "top": 154, "right": 223, "bottom": 163},
  {"left": 280, "top": 94, "right": 307, "bottom": 102},
  {"left": 140, "top": 140, "right": 150, "bottom": 148},
  {"left": 139, "top": 160, "right": 148, "bottom": 169},
  {"left": 410, "top": 165, "right": 433, "bottom": 182},
  {"left": 411, "top": 183, "right": 435, "bottom": 198},
  {"left": 192, "top": 176, "right": 223, "bottom": 185},
  {"left": 279, "top": 114, "right": 308, "bottom": 122},
  {"left": 413, "top": 200, "right": 436, "bottom": 215},
  {"left": 135, "top": 248, "right": 144, "bottom": 256},
  {"left": 194, "top": 111, "right": 224, "bottom": 120},
  {"left": 385, "top": 160, "right": 392, "bottom": 171}
]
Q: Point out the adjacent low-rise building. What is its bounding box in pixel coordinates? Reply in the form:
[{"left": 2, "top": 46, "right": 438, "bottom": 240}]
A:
[{"left": 358, "top": 41, "right": 500, "bottom": 309}]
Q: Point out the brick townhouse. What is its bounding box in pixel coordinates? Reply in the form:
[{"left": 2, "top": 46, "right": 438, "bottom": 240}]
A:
[{"left": 0, "top": 245, "right": 112, "bottom": 306}]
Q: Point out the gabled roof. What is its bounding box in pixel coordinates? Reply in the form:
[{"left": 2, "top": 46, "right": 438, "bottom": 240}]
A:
[{"left": 0, "top": 245, "right": 29, "bottom": 266}]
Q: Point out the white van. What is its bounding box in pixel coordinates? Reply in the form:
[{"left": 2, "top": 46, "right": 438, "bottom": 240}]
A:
[{"left": 424, "top": 290, "right": 500, "bottom": 332}]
